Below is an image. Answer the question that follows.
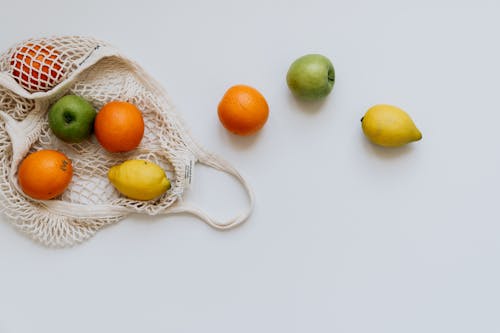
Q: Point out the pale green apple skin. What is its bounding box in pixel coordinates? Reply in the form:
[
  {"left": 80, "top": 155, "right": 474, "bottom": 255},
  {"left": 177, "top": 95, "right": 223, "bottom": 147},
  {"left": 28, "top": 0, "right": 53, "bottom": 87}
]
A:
[
  {"left": 286, "top": 54, "right": 335, "bottom": 101},
  {"left": 48, "top": 95, "right": 97, "bottom": 143}
]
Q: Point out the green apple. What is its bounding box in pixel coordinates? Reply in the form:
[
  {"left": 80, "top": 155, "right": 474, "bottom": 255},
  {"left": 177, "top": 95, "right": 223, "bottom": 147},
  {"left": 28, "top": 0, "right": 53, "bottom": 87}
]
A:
[
  {"left": 286, "top": 54, "right": 335, "bottom": 101},
  {"left": 48, "top": 95, "right": 96, "bottom": 143}
]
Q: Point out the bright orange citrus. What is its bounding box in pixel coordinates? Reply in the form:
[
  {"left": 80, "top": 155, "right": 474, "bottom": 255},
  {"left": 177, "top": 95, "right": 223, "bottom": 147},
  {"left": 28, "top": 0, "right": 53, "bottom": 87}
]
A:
[
  {"left": 218, "top": 85, "right": 269, "bottom": 136},
  {"left": 18, "top": 150, "right": 73, "bottom": 200},
  {"left": 94, "top": 101, "right": 145, "bottom": 152},
  {"left": 10, "top": 43, "right": 64, "bottom": 92}
]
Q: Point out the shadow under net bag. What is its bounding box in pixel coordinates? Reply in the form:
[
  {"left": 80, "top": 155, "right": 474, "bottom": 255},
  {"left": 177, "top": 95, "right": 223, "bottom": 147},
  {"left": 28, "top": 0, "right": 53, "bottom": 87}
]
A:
[{"left": 0, "top": 36, "right": 254, "bottom": 247}]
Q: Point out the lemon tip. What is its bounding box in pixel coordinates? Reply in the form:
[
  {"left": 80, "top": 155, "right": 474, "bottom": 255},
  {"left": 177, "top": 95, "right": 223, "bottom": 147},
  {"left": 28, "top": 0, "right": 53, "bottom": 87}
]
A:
[{"left": 108, "top": 166, "right": 117, "bottom": 181}]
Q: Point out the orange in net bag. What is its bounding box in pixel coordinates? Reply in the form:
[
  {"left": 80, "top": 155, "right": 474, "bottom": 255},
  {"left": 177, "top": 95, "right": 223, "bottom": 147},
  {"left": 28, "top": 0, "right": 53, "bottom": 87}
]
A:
[{"left": 10, "top": 42, "right": 65, "bottom": 92}]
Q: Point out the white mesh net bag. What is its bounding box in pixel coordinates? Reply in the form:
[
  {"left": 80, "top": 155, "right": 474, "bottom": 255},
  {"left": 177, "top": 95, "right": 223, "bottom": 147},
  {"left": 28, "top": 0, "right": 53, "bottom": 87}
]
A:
[{"left": 0, "top": 36, "right": 254, "bottom": 247}]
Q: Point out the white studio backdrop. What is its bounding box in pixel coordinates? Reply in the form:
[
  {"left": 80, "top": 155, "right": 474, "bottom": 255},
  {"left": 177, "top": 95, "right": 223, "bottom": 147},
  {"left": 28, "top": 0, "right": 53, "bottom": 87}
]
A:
[{"left": 0, "top": 0, "right": 499, "bottom": 332}]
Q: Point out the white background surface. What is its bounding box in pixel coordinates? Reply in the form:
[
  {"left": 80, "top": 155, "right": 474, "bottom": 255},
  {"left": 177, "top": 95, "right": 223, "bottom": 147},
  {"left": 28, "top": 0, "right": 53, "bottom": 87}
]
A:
[{"left": 1, "top": 0, "right": 499, "bottom": 332}]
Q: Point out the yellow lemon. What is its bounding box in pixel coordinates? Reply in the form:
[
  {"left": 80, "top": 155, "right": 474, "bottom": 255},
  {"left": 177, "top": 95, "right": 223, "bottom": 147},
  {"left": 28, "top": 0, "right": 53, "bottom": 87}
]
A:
[
  {"left": 361, "top": 104, "right": 422, "bottom": 147},
  {"left": 108, "top": 160, "right": 171, "bottom": 200}
]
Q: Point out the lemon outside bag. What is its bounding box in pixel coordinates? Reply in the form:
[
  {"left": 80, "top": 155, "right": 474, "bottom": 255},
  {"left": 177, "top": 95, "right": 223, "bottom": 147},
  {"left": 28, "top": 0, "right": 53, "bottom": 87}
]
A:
[{"left": 0, "top": 36, "right": 254, "bottom": 247}]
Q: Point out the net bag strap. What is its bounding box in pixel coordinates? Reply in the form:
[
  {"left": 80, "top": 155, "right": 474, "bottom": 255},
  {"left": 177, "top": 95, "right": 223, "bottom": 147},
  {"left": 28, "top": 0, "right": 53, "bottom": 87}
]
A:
[{"left": 164, "top": 150, "right": 255, "bottom": 230}]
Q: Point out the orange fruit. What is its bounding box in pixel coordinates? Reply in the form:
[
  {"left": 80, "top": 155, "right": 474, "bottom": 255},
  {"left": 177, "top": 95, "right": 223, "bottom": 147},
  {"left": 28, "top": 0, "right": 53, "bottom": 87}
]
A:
[
  {"left": 218, "top": 85, "right": 269, "bottom": 136},
  {"left": 10, "top": 42, "right": 64, "bottom": 92},
  {"left": 94, "top": 101, "right": 145, "bottom": 152},
  {"left": 18, "top": 150, "right": 73, "bottom": 200}
]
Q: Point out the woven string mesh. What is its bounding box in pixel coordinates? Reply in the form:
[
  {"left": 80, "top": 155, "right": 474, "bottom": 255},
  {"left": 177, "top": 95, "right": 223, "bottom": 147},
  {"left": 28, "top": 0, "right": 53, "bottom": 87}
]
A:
[{"left": 0, "top": 36, "right": 199, "bottom": 247}]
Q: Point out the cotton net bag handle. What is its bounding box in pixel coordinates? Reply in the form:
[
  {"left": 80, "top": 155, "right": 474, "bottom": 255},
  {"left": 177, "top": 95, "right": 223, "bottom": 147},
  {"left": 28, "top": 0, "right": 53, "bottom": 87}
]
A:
[{"left": 164, "top": 151, "right": 255, "bottom": 230}]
